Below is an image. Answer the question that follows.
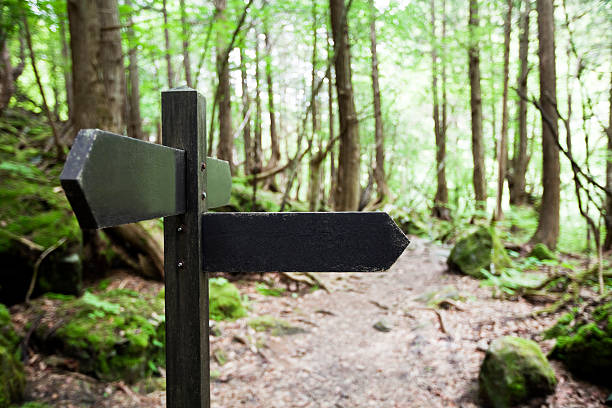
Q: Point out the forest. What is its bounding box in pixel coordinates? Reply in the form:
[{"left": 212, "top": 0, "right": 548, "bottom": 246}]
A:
[{"left": 0, "top": 0, "right": 611, "bottom": 406}]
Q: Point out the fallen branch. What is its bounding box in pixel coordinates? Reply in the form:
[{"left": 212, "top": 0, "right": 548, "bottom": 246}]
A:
[{"left": 26, "top": 237, "right": 67, "bottom": 304}]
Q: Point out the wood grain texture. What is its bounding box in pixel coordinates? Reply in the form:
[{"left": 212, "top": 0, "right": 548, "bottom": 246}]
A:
[
  {"left": 162, "top": 87, "right": 209, "bottom": 408},
  {"left": 60, "top": 129, "right": 185, "bottom": 229},
  {"left": 202, "top": 212, "right": 409, "bottom": 273}
]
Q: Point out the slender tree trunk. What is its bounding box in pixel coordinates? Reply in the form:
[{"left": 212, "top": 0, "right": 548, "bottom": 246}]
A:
[
  {"left": 214, "top": 0, "right": 234, "bottom": 172},
  {"left": 327, "top": 30, "right": 336, "bottom": 208},
  {"left": 495, "top": 0, "right": 513, "bottom": 220},
  {"left": 530, "top": 0, "right": 560, "bottom": 249},
  {"left": 431, "top": 0, "right": 449, "bottom": 219},
  {"left": 308, "top": 2, "right": 321, "bottom": 211},
  {"left": 58, "top": 13, "right": 73, "bottom": 118},
  {"left": 264, "top": 29, "right": 280, "bottom": 171},
  {"left": 369, "top": 0, "right": 388, "bottom": 203},
  {"left": 0, "top": 31, "right": 24, "bottom": 115},
  {"left": 253, "top": 29, "right": 262, "bottom": 174},
  {"left": 330, "top": 0, "right": 360, "bottom": 211},
  {"left": 510, "top": 0, "right": 530, "bottom": 205},
  {"left": 125, "top": 0, "right": 144, "bottom": 140},
  {"left": 240, "top": 44, "right": 252, "bottom": 176},
  {"left": 179, "top": 0, "right": 193, "bottom": 87},
  {"left": 162, "top": 0, "right": 174, "bottom": 88},
  {"left": 468, "top": 0, "right": 487, "bottom": 209},
  {"left": 603, "top": 73, "right": 612, "bottom": 250}
]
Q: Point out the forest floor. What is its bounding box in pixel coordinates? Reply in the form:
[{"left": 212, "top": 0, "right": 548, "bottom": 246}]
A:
[{"left": 13, "top": 237, "right": 611, "bottom": 407}]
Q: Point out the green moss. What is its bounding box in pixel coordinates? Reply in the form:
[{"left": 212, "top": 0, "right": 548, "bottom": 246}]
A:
[
  {"left": 248, "top": 315, "right": 306, "bottom": 336},
  {"left": 529, "top": 243, "right": 557, "bottom": 261},
  {"left": 33, "top": 289, "right": 165, "bottom": 383},
  {"left": 209, "top": 278, "right": 247, "bottom": 321},
  {"left": 221, "top": 177, "right": 309, "bottom": 212},
  {"left": 479, "top": 336, "right": 556, "bottom": 408},
  {"left": 14, "top": 402, "right": 53, "bottom": 408},
  {"left": 447, "top": 226, "right": 511, "bottom": 279},
  {"left": 0, "top": 304, "right": 25, "bottom": 408}
]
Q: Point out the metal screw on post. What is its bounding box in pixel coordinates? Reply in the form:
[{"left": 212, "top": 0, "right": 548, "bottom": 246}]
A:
[{"left": 202, "top": 192, "right": 207, "bottom": 200}]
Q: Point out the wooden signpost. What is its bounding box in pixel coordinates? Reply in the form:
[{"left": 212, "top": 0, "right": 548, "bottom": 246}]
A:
[{"left": 60, "top": 87, "right": 409, "bottom": 408}]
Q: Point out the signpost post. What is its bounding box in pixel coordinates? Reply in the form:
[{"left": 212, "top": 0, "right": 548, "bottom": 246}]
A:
[{"left": 60, "top": 87, "right": 409, "bottom": 408}]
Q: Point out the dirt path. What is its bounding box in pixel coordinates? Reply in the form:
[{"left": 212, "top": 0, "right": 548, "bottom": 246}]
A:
[{"left": 19, "top": 238, "right": 609, "bottom": 407}]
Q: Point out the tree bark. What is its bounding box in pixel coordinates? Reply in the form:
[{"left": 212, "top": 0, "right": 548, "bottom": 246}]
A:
[
  {"left": 327, "top": 29, "right": 336, "bottom": 208},
  {"left": 68, "top": 0, "right": 162, "bottom": 278},
  {"left": 495, "top": 0, "right": 513, "bottom": 220},
  {"left": 530, "top": 0, "right": 560, "bottom": 249},
  {"left": 369, "top": 0, "right": 388, "bottom": 204},
  {"left": 603, "top": 73, "right": 612, "bottom": 250},
  {"left": 308, "top": 2, "right": 321, "bottom": 211},
  {"left": 0, "top": 19, "right": 24, "bottom": 115},
  {"left": 330, "top": 0, "right": 360, "bottom": 211},
  {"left": 179, "top": 0, "right": 193, "bottom": 87},
  {"left": 431, "top": 0, "right": 449, "bottom": 220},
  {"left": 253, "top": 30, "right": 263, "bottom": 174},
  {"left": 215, "top": 0, "right": 234, "bottom": 172},
  {"left": 58, "top": 12, "right": 73, "bottom": 119},
  {"left": 510, "top": 0, "right": 530, "bottom": 206},
  {"left": 264, "top": 28, "right": 280, "bottom": 172},
  {"left": 162, "top": 0, "right": 174, "bottom": 88},
  {"left": 240, "top": 43, "right": 252, "bottom": 176},
  {"left": 468, "top": 0, "right": 487, "bottom": 209},
  {"left": 125, "top": 0, "right": 144, "bottom": 140}
]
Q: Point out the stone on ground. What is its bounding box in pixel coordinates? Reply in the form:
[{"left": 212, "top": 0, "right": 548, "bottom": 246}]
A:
[
  {"left": 479, "top": 336, "right": 556, "bottom": 408},
  {"left": 0, "top": 303, "right": 25, "bottom": 407},
  {"left": 447, "top": 226, "right": 511, "bottom": 279}
]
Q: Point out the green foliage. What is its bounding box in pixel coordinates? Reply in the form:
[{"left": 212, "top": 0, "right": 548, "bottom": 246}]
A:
[
  {"left": 209, "top": 278, "right": 247, "bottom": 321},
  {"left": 256, "top": 283, "right": 285, "bottom": 297},
  {"left": 480, "top": 268, "right": 548, "bottom": 297},
  {"left": 479, "top": 336, "right": 556, "bottom": 408}
]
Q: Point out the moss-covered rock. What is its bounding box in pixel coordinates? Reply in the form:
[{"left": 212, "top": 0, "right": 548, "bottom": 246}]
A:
[
  {"left": 479, "top": 336, "right": 556, "bottom": 408},
  {"left": 219, "top": 177, "right": 309, "bottom": 213},
  {"left": 32, "top": 289, "right": 165, "bottom": 383},
  {"left": 0, "top": 304, "right": 25, "bottom": 408},
  {"left": 528, "top": 243, "right": 557, "bottom": 261},
  {"left": 388, "top": 207, "right": 429, "bottom": 237},
  {"left": 248, "top": 315, "right": 306, "bottom": 336},
  {"left": 209, "top": 278, "right": 247, "bottom": 321},
  {"left": 547, "top": 296, "right": 612, "bottom": 385},
  {"left": 447, "top": 226, "right": 511, "bottom": 279}
]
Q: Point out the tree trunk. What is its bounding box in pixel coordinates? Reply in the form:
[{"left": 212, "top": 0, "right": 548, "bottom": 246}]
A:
[
  {"left": 431, "top": 0, "right": 449, "bottom": 220},
  {"left": 253, "top": 30, "right": 263, "bottom": 174},
  {"left": 68, "top": 0, "right": 162, "bottom": 279},
  {"left": 308, "top": 3, "right": 321, "bottom": 211},
  {"left": 240, "top": 44, "right": 252, "bottom": 176},
  {"left": 530, "top": 0, "right": 560, "bottom": 249},
  {"left": 162, "top": 0, "right": 174, "bottom": 88},
  {"left": 602, "top": 74, "right": 612, "bottom": 250},
  {"left": 0, "top": 31, "right": 24, "bottom": 115},
  {"left": 369, "top": 0, "right": 388, "bottom": 203},
  {"left": 215, "top": 0, "right": 234, "bottom": 172},
  {"left": 330, "top": 0, "right": 360, "bottom": 211},
  {"left": 494, "top": 0, "right": 513, "bottom": 220},
  {"left": 468, "top": 0, "right": 487, "bottom": 209},
  {"left": 125, "top": 0, "right": 144, "bottom": 140},
  {"left": 179, "top": 0, "right": 193, "bottom": 87},
  {"left": 58, "top": 13, "right": 73, "bottom": 119},
  {"left": 327, "top": 30, "right": 336, "bottom": 208},
  {"left": 264, "top": 29, "right": 280, "bottom": 172},
  {"left": 510, "top": 0, "right": 530, "bottom": 206}
]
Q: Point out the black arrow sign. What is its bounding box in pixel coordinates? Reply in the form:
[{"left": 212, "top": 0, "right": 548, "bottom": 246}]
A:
[{"left": 202, "top": 212, "right": 409, "bottom": 272}]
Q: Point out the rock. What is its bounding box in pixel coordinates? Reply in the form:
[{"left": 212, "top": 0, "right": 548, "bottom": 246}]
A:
[
  {"left": 248, "top": 315, "right": 306, "bottom": 336},
  {"left": 447, "top": 226, "right": 511, "bottom": 279},
  {"left": 373, "top": 320, "right": 392, "bottom": 332},
  {"left": 528, "top": 243, "right": 557, "bottom": 261},
  {"left": 479, "top": 336, "right": 556, "bottom": 408},
  {"left": 547, "top": 297, "right": 612, "bottom": 385},
  {"left": 0, "top": 304, "right": 25, "bottom": 407},
  {"left": 209, "top": 278, "right": 247, "bottom": 321},
  {"left": 33, "top": 289, "right": 165, "bottom": 383}
]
